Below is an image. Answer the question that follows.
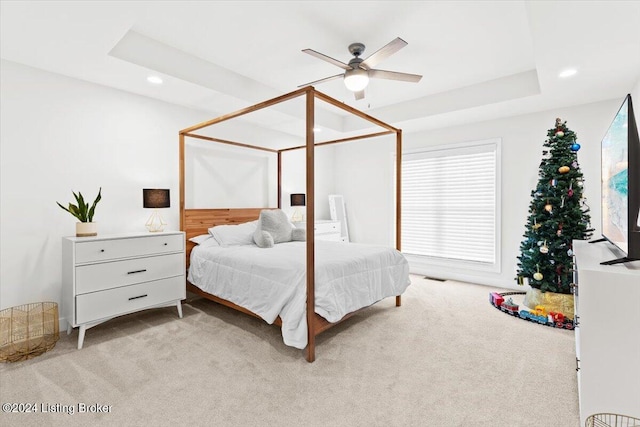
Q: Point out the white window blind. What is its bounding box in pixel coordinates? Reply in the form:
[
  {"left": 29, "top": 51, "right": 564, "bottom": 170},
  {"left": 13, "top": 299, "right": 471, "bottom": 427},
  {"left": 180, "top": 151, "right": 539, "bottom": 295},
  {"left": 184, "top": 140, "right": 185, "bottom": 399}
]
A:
[{"left": 402, "top": 140, "right": 499, "bottom": 265}]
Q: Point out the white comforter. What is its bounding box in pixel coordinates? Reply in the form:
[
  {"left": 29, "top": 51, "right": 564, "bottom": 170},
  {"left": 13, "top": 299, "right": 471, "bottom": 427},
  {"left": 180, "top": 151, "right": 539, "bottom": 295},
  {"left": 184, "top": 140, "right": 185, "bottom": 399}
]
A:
[{"left": 188, "top": 241, "right": 410, "bottom": 349}]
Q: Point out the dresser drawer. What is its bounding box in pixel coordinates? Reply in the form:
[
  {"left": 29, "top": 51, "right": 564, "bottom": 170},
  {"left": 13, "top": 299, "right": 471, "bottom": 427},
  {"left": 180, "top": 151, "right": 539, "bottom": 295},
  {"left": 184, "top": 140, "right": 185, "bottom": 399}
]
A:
[
  {"left": 75, "top": 276, "right": 185, "bottom": 324},
  {"left": 75, "top": 234, "right": 184, "bottom": 264},
  {"left": 75, "top": 253, "right": 184, "bottom": 294},
  {"left": 314, "top": 221, "right": 340, "bottom": 234}
]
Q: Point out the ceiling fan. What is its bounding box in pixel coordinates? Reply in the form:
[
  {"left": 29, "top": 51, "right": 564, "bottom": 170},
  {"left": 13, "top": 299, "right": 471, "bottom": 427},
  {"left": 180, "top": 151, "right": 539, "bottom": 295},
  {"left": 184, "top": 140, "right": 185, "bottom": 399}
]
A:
[{"left": 299, "top": 37, "right": 422, "bottom": 100}]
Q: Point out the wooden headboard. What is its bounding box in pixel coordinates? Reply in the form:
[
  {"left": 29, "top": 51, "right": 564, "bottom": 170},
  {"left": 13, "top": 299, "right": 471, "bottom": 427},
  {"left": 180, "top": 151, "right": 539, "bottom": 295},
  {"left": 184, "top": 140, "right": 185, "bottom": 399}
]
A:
[{"left": 183, "top": 208, "right": 268, "bottom": 266}]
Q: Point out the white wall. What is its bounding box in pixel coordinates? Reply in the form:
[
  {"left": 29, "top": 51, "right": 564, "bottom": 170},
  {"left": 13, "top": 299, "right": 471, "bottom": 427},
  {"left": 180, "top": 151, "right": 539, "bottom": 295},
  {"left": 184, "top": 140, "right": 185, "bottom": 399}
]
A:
[
  {"left": 335, "top": 98, "right": 625, "bottom": 289},
  {"left": 185, "top": 140, "right": 278, "bottom": 209},
  {"left": 0, "top": 60, "right": 329, "bottom": 315},
  {"left": 633, "top": 77, "right": 640, "bottom": 109},
  {"left": 184, "top": 141, "right": 335, "bottom": 218},
  {"left": 333, "top": 136, "right": 396, "bottom": 245},
  {"left": 280, "top": 147, "right": 335, "bottom": 220}
]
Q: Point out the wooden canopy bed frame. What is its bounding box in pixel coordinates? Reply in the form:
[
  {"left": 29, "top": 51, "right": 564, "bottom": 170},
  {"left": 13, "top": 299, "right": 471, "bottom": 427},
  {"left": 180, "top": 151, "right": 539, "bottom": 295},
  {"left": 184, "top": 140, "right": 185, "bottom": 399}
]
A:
[{"left": 179, "top": 86, "right": 403, "bottom": 362}]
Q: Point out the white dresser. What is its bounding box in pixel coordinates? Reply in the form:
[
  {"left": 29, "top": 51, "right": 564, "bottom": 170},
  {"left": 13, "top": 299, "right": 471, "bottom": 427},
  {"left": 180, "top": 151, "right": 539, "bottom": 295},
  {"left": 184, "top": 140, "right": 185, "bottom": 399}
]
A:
[
  {"left": 572, "top": 240, "right": 640, "bottom": 425},
  {"left": 294, "top": 220, "right": 343, "bottom": 241},
  {"left": 62, "top": 231, "right": 186, "bottom": 349}
]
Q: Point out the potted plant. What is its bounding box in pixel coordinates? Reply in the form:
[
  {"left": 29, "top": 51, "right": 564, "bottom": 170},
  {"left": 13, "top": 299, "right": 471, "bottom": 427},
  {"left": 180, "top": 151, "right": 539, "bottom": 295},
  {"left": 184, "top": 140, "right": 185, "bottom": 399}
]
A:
[{"left": 57, "top": 188, "right": 102, "bottom": 237}]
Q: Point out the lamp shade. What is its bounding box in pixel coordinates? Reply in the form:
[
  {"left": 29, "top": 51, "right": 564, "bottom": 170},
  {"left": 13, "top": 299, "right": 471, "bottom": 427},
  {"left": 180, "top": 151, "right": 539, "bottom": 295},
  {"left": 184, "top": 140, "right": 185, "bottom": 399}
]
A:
[
  {"left": 290, "top": 193, "right": 306, "bottom": 207},
  {"left": 143, "top": 189, "right": 170, "bottom": 208}
]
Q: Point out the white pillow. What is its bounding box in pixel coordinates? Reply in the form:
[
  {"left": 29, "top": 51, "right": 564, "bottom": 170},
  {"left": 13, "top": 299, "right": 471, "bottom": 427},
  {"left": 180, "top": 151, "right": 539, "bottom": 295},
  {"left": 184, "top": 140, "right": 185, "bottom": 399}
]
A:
[
  {"left": 188, "top": 234, "right": 219, "bottom": 247},
  {"left": 208, "top": 221, "right": 258, "bottom": 247}
]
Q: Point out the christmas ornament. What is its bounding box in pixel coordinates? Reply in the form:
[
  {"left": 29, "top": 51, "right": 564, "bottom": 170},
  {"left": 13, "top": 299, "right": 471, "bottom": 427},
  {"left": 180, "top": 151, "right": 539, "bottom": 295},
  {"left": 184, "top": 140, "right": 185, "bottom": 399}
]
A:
[
  {"left": 568, "top": 182, "right": 574, "bottom": 197},
  {"left": 533, "top": 265, "right": 543, "bottom": 281},
  {"left": 567, "top": 249, "right": 574, "bottom": 256},
  {"left": 540, "top": 240, "right": 549, "bottom": 254},
  {"left": 558, "top": 166, "right": 570, "bottom": 174},
  {"left": 557, "top": 223, "right": 563, "bottom": 236},
  {"left": 555, "top": 131, "right": 565, "bottom": 138},
  {"left": 550, "top": 179, "right": 558, "bottom": 187},
  {"left": 561, "top": 196, "right": 565, "bottom": 208},
  {"left": 571, "top": 143, "right": 581, "bottom": 151},
  {"left": 545, "top": 202, "right": 553, "bottom": 212},
  {"left": 532, "top": 218, "right": 541, "bottom": 230},
  {"left": 572, "top": 160, "right": 578, "bottom": 168}
]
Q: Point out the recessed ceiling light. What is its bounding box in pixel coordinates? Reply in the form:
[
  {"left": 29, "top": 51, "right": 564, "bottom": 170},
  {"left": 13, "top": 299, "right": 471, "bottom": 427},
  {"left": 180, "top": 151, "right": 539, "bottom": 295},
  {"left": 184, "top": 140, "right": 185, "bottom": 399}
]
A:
[
  {"left": 559, "top": 68, "right": 577, "bottom": 78},
  {"left": 147, "top": 75, "right": 163, "bottom": 84}
]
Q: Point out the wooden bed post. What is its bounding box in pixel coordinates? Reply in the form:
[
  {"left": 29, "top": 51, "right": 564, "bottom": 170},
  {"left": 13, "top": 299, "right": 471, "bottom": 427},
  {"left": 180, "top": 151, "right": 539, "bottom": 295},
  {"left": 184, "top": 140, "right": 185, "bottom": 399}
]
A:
[
  {"left": 305, "top": 88, "right": 316, "bottom": 363},
  {"left": 277, "top": 151, "right": 282, "bottom": 209},
  {"left": 179, "top": 133, "right": 186, "bottom": 232},
  {"left": 396, "top": 129, "right": 402, "bottom": 308}
]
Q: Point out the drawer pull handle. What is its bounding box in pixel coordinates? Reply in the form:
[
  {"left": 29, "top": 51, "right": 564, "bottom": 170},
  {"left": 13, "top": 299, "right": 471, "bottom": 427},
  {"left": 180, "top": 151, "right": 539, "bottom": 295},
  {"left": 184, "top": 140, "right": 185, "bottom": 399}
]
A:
[
  {"left": 128, "top": 294, "right": 148, "bottom": 301},
  {"left": 164, "top": 243, "right": 168, "bottom": 246},
  {"left": 100, "top": 249, "right": 105, "bottom": 253},
  {"left": 127, "top": 269, "right": 147, "bottom": 275}
]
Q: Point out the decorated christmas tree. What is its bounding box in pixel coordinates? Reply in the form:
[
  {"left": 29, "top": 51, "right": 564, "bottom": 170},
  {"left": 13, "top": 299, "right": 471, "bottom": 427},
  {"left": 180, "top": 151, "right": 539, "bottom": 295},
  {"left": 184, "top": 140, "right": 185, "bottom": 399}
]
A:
[{"left": 517, "top": 118, "right": 593, "bottom": 299}]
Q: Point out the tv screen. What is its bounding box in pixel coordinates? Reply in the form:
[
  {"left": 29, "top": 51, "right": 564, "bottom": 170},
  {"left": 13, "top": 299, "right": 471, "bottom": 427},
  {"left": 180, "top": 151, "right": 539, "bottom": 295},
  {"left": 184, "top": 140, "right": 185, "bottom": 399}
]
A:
[{"left": 600, "top": 94, "right": 640, "bottom": 264}]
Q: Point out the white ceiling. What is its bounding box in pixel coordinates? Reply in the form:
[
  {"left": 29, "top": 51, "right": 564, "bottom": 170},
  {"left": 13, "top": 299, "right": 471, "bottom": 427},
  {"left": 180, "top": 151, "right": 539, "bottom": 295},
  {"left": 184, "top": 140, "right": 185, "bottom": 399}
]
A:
[{"left": 2, "top": 0, "right": 640, "bottom": 143}]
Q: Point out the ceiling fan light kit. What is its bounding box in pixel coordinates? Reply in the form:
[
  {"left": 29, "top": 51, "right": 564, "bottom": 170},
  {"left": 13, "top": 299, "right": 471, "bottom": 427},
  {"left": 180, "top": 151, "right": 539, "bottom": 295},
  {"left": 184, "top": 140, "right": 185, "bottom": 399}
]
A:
[
  {"left": 344, "top": 68, "right": 369, "bottom": 92},
  {"left": 300, "top": 37, "right": 422, "bottom": 100}
]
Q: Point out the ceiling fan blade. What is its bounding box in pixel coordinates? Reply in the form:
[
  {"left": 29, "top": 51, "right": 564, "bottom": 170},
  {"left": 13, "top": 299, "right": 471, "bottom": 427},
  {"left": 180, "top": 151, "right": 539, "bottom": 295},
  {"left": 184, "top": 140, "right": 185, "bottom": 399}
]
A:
[
  {"left": 354, "top": 90, "right": 365, "bottom": 100},
  {"left": 302, "top": 49, "right": 352, "bottom": 70},
  {"left": 360, "top": 37, "right": 408, "bottom": 70},
  {"left": 298, "top": 73, "right": 344, "bottom": 88},
  {"left": 369, "top": 69, "right": 422, "bottom": 83}
]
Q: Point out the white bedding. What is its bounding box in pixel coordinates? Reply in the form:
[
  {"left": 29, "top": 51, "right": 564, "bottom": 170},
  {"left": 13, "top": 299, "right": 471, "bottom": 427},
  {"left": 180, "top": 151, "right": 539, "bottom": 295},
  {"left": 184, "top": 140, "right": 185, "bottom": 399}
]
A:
[{"left": 187, "top": 241, "right": 410, "bottom": 349}]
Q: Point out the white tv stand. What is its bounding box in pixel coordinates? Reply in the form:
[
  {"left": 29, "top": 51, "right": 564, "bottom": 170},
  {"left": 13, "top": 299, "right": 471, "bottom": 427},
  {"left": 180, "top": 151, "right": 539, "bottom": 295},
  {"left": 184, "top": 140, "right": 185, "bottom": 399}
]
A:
[{"left": 572, "top": 240, "right": 640, "bottom": 426}]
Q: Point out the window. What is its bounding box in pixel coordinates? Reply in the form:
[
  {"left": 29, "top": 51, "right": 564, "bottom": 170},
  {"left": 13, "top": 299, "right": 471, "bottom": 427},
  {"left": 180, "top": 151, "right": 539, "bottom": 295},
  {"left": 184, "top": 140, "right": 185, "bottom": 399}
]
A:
[{"left": 401, "top": 139, "right": 500, "bottom": 270}]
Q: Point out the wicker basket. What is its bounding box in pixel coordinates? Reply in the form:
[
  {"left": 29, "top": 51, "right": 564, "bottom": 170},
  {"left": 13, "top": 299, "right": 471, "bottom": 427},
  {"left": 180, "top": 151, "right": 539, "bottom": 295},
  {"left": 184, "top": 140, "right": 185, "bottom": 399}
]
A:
[
  {"left": 0, "top": 302, "right": 60, "bottom": 363},
  {"left": 586, "top": 413, "right": 640, "bottom": 427}
]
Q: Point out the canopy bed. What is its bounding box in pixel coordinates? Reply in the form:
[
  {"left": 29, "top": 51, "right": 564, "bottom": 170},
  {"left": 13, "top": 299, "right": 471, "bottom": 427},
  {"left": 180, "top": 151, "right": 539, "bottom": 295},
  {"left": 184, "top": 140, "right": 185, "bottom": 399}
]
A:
[{"left": 179, "top": 86, "right": 408, "bottom": 362}]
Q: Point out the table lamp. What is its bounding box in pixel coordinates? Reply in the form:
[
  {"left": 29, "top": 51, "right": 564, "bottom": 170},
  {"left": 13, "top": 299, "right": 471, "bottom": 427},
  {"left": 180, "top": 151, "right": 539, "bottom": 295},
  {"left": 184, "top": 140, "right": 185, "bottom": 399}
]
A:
[
  {"left": 143, "top": 189, "right": 170, "bottom": 232},
  {"left": 290, "top": 193, "right": 305, "bottom": 222}
]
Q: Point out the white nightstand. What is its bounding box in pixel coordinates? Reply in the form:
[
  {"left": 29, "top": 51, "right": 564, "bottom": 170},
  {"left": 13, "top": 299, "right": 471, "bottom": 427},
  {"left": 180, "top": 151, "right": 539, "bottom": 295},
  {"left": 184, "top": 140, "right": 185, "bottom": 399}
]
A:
[
  {"left": 294, "top": 220, "right": 343, "bottom": 241},
  {"left": 62, "top": 231, "right": 186, "bottom": 349}
]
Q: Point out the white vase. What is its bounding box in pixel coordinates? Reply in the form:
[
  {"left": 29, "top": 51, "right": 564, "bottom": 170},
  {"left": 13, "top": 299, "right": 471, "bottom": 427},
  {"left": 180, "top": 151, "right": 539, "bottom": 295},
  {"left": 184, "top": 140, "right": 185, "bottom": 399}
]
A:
[{"left": 76, "top": 222, "right": 97, "bottom": 237}]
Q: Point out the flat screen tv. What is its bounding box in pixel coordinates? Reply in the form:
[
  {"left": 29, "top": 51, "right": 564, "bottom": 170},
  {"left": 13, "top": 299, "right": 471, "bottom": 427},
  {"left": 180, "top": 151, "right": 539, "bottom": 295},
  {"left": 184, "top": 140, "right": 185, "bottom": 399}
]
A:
[{"left": 597, "top": 93, "right": 640, "bottom": 265}]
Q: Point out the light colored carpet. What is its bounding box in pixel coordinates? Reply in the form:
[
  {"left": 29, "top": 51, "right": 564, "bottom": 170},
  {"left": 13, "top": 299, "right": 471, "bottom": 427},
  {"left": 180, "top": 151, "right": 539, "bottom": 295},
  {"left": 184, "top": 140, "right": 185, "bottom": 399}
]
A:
[{"left": 0, "top": 275, "right": 579, "bottom": 427}]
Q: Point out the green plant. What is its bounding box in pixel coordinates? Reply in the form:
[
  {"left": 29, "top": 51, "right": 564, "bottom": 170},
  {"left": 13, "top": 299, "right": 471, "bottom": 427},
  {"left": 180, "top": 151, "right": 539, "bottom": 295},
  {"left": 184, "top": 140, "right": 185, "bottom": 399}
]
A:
[{"left": 57, "top": 188, "right": 102, "bottom": 223}]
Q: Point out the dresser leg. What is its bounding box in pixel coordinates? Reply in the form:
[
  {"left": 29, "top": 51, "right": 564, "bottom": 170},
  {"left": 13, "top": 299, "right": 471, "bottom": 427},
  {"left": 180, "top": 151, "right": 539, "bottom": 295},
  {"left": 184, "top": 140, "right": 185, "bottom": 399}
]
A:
[
  {"left": 67, "top": 321, "right": 72, "bottom": 335},
  {"left": 176, "top": 301, "right": 183, "bottom": 319},
  {"left": 77, "top": 325, "right": 86, "bottom": 349}
]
